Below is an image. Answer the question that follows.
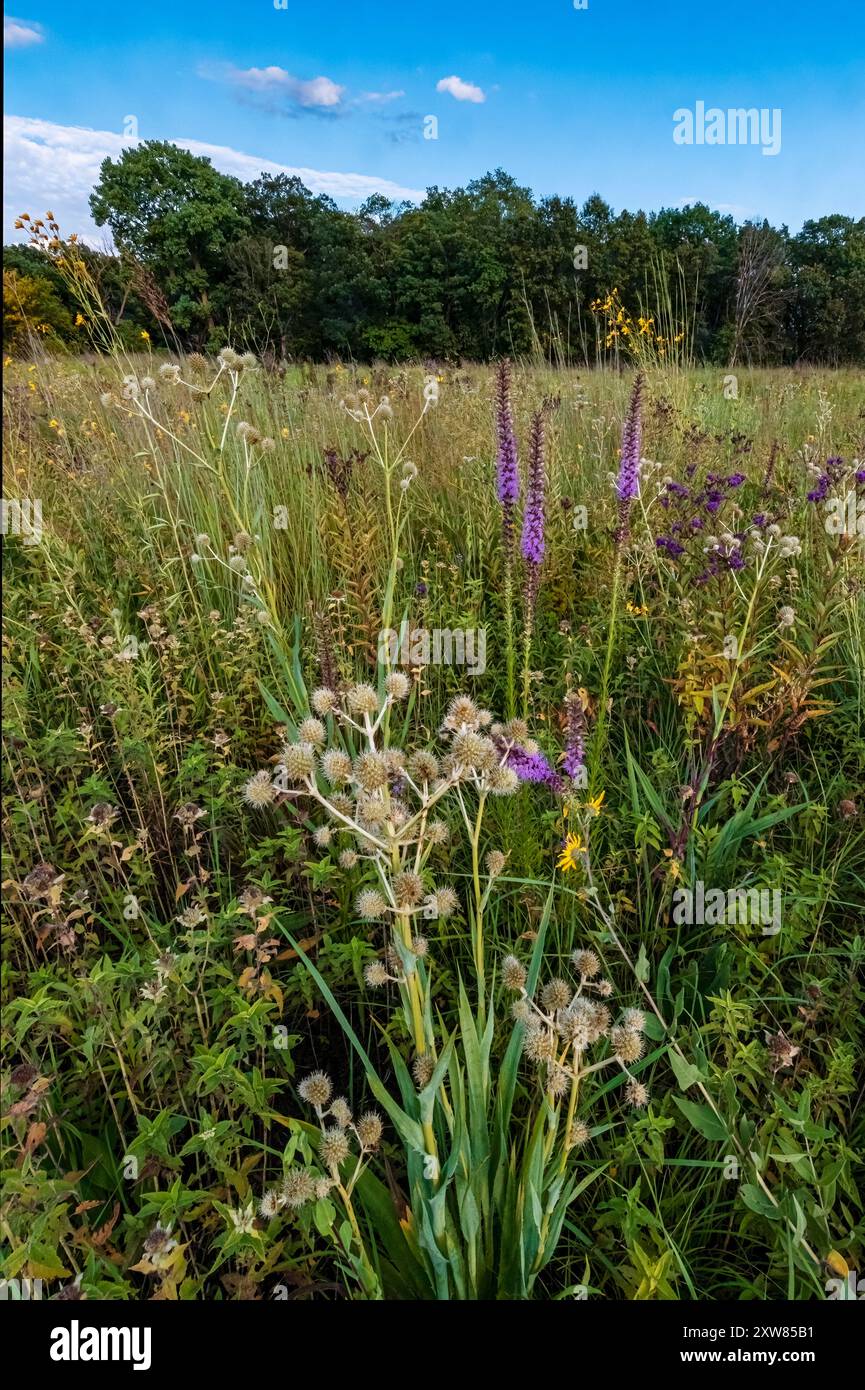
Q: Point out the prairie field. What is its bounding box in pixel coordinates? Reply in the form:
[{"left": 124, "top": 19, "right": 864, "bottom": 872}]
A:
[{"left": 2, "top": 349, "right": 863, "bottom": 1302}]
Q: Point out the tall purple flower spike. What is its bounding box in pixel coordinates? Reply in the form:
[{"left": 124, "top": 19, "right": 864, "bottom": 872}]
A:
[
  {"left": 521, "top": 410, "right": 547, "bottom": 566},
  {"left": 495, "top": 360, "right": 520, "bottom": 506},
  {"left": 616, "top": 371, "right": 645, "bottom": 502}
]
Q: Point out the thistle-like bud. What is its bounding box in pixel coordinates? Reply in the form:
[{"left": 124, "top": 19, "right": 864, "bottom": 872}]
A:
[
  {"left": 356, "top": 1111, "right": 383, "bottom": 1150},
  {"left": 541, "top": 978, "right": 571, "bottom": 1012},
  {"left": 364, "top": 960, "right": 390, "bottom": 987},
  {"left": 502, "top": 954, "right": 527, "bottom": 991},
  {"left": 393, "top": 871, "right": 424, "bottom": 908},
  {"left": 354, "top": 752, "right": 388, "bottom": 792},
  {"left": 321, "top": 749, "right": 352, "bottom": 786},
  {"left": 385, "top": 671, "right": 410, "bottom": 700},
  {"left": 409, "top": 750, "right": 439, "bottom": 782},
  {"left": 311, "top": 687, "right": 338, "bottom": 717},
  {"left": 282, "top": 743, "right": 316, "bottom": 783},
  {"left": 412, "top": 1053, "right": 435, "bottom": 1088},
  {"left": 485, "top": 850, "right": 506, "bottom": 878},
  {"left": 572, "top": 948, "right": 601, "bottom": 978},
  {"left": 625, "top": 1079, "right": 649, "bottom": 1108},
  {"left": 319, "top": 1127, "right": 351, "bottom": 1169},
  {"left": 243, "top": 770, "right": 275, "bottom": 807},
  {"left": 356, "top": 889, "right": 388, "bottom": 920},
  {"left": 299, "top": 717, "right": 326, "bottom": 747},
  {"left": 611, "top": 1026, "right": 644, "bottom": 1064},
  {"left": 329, "top": 1097, "right": 353, "bottom": 1129},
  {"left": 347, "top": 683, "right": 379, "bottom": 716},
  {"left": 299, "top": 1071, "right": 332, "bottom": 1108}
]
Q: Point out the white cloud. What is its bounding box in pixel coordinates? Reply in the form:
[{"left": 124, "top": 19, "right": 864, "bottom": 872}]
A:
[
  {"left": 5, "top": 16, "right": 44, "bottom": 48},
  {"left": 207, "top": 63, "right": 345, "bottom": 109},
  {"left": 675, "top": 196, "right": 755, "bottom": 220},
  {"left": 435, "top": 75, "right": 485, "bottom": 104},
  {"left": 358, "top": 90, "right": 406, "bottom": 105},
  {"left": 3, "top": 115, "right": 423, "bottom": 244}
]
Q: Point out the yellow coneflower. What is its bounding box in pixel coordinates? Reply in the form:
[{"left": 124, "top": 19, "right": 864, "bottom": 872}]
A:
[
  {"left": 586, "top": 790, "right": 605, "bottom": 816},
  {"left": 557, "top": 832, "right": 584, "bottom": 872},
  {"left": 140, "top": 329, "right": 150, "bottom": 342}
]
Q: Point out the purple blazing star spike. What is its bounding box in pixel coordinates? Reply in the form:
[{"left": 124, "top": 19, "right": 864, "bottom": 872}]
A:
[
  {"left": 507, "top": 745, "right": 562, "bottom": 793},
  {"left": 616, "top": 372, "right": 645, "bottom": 502},
  {"left": 562, "top": 691, "right": 585, "bottom": 781},
  {"left": 521, "top": 409, "right": 547, "bottom": 566},
  {"left": 494, "top": 359, "right": 520, "bottom": 506}
]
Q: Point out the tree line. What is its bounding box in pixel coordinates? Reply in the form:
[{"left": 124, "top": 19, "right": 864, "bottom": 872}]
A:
[{"left": 4, "top": 139, "right": 865, "bottom": 364}]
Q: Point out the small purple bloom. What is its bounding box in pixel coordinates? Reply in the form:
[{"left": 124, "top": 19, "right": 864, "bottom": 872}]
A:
[
  {"left": 507, "top": 746, "right": 562, "bottom": 792},
  {"left": 726, "top": 473, "right": 746, "bottom": 488},
  {"left": 521, "top": 410, "right": 547, "bottom": 566}
]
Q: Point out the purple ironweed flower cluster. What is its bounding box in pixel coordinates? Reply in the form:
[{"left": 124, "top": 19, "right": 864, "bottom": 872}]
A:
[
  {"left": 654, "top": 465, "right": 756, "bottom": 582},
  {"left": 506, "top": 745, "right": 562, "bottom": 792},
  {"left": 494, "top": 359, "right": 520, "bottom": 507},
  {"left": 807, "top": 456, "right": 847, "bottom": 504}
]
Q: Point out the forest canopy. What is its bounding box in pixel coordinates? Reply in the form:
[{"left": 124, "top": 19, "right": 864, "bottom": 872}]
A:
[{"left": 5, "top": 139, "right": 865, "bottom": 364}]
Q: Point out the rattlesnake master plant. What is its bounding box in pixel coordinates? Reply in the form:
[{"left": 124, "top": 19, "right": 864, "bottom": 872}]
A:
[{"left": 244, "top": 678, "right": 649, "bottom": 1300}]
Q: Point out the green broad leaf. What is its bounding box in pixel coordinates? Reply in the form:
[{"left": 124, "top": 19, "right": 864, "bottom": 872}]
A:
[
  {"left": 669, "top": 1049, "right": 704, "bottom": 1090},
  {"left": 740, "top": 1184, "right": 782, "bottom": 1220},
  {"left": 673, "top": 1096, "right": 730, "bottom": 1143}
]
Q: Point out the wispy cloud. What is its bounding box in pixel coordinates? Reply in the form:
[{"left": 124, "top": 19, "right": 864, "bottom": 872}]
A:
[
  {"left": 4, "top": 15, "right": 44, "bottom": 48},
  {"left": 3, "top": 115, "right": 423, "bottom": 243},
  {"left": 199, "top": 62, "right": 346, "bottom": 115},
  {"left": 357, "top": 90, "right": 406, "bottom": 106},
  {"left": 435, "top": 75, "right": 485, "bottom": 104}
]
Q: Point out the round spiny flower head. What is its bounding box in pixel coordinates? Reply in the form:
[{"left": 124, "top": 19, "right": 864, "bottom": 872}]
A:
[
  {"left": 239, "top": 351, "right": 258, "bottom": 371},
  {"left": 298, "top": 717, "right": 326, "bottom": 748},
  {"left": 625, "top": 1079, "right": 649, "bottom": 1108},
  {"left": 354, "top": 751, "right": 388, "bottom": 792},
  {"left": 311, "top": 687, "right": 338, "bottom": 717},
  {"left": 282, "top": 742, "right": 316, "bottom": 783},
  {"left": 319, "top": 1127, "right": 351, "bottom": 1169},
  {"left": 408, "top": 750, "right": 439, "bottom": 783},
  {"left": 283, "top": 1167, "right": 316, "bottom": 1209},
  {"left": 561, "top": 1011, "right": 591, "bottom": 1049},
  {"left": 312, "top": 825, "right": 332, "bottom": 848},
  {"left": 338, "top": 849, "right": 359, "bottom": 870},
  {"left": 588, "top": 1003, "right": 611, "bottom": 1040},
  {"left": 452, "top": 731, "right": 489, "bottom": 767},
  {"left": 426, "top": 819, "right": 450, "bottom": 846},
  {"left": 512, "top": 997, "right": 532, "bottom": 1024},
  {"left": 389, "top": 799, "right": 409, "bottom": 829},
  {"left": 569, "top": 1119, "right": 591, "bottom": 1147},
  {"left": 321, "top": 748, "right": 352, "bottom": 786},
  {"left": 502, "top": 718, "right": 529, "bottom": 743},
  {"left": 477, "top": 709, "right": 493, "bottom": 728},
  {"left": 329, "top": 1097, "right": 353, "bottom": 1129},
  {"left": 541, "top": 978, "right": 572, "bottom": 1012},
  {"left": 502, "top": 954, "right": 527, "bottom": 991},
  {"left": 595, "top": 978, "right": 614, "bottom": 998},
  {"left": 611, "top": 1026, "right": 644, "bottom": 1064},
  {"left": 411, "top": 934, "right": 429, "bottom": 958},
  {"left": 347, "top": 682, "right": 379, "bottom": 716},
  {"left": 434, "top": 887, "right": 460, "bottom": 918},
  {"left": 486, "top": 850, "right": 506, "bottom": 878},
  {"left": 547, "top": 1064, "right": 570, "bottom": 1098},
  {"left": 523, "top": 1023, "right": 555, "bottom": 1063},
  {"left": 356, "top": 1110, "right": 383, "bottom": 1150},
  {"left": 315, "top": 1177, "right": 333, "bottom": 1201},
  {"left": 385, "top": 671, "right": 410, "bottom": 700},
  {"left": 299, "top": 1070, "right": 333, "bottom": 1108},
  {"left": 218, "top": 347, "right": 240, "bottom": 368},
  {"left": 356, "top": 796, "right": 387, "bottom": 829},
  {"left": 413, "top": 1053, "right": 435, "bottom": 1088},
  {"left": 141, "top": 375, "right": 156, "bottom": 391},
  {"left": 445, "top": 695, "right": 480, "bottom": 730},
  {"left": 393, "top": 870, "right": 424, "bottom": 909},
  {"left": 159, "top": 362, "right": 182, "bottom": 381},
  {"left": 621, "top": 1008, "right": 646, "bottom": 1033},
  {"left": 572, "top": 948, "right": 601, "bottom": 978},
  {"left": 329, "top": 793, "right": 355, "bottom": 819},
  {"left": 383, "top": 748, "right": 406, "bottom": 773},
  {"left": 357, "top": 889, "right": 389, "bottom": 921},
  {"left": 364, "top": 959, "right": 390, "bottom": 987},
  {"left": 487, "top": 766, "right": 520, "bottom": 796},
  {"left": 259, "top": 1188, "right": 283, "bottom": 1219},
  {"left": 243, "top": 770, "right": 275, "bottom": 807}
]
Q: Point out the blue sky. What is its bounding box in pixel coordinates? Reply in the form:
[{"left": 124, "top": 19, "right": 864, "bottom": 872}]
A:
[{"left": 4, "top": 0, "right": 864, "bottom": 242}]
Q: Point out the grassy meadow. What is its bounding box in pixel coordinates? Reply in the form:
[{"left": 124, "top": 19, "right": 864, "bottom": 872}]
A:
[{"left": 2, "top": 347, "right": 863, "bottom": 1301}]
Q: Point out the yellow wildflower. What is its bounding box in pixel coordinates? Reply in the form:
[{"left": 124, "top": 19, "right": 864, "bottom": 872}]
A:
[{"left": 557, "top": 833, "right": 585, "bottom": 872}]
